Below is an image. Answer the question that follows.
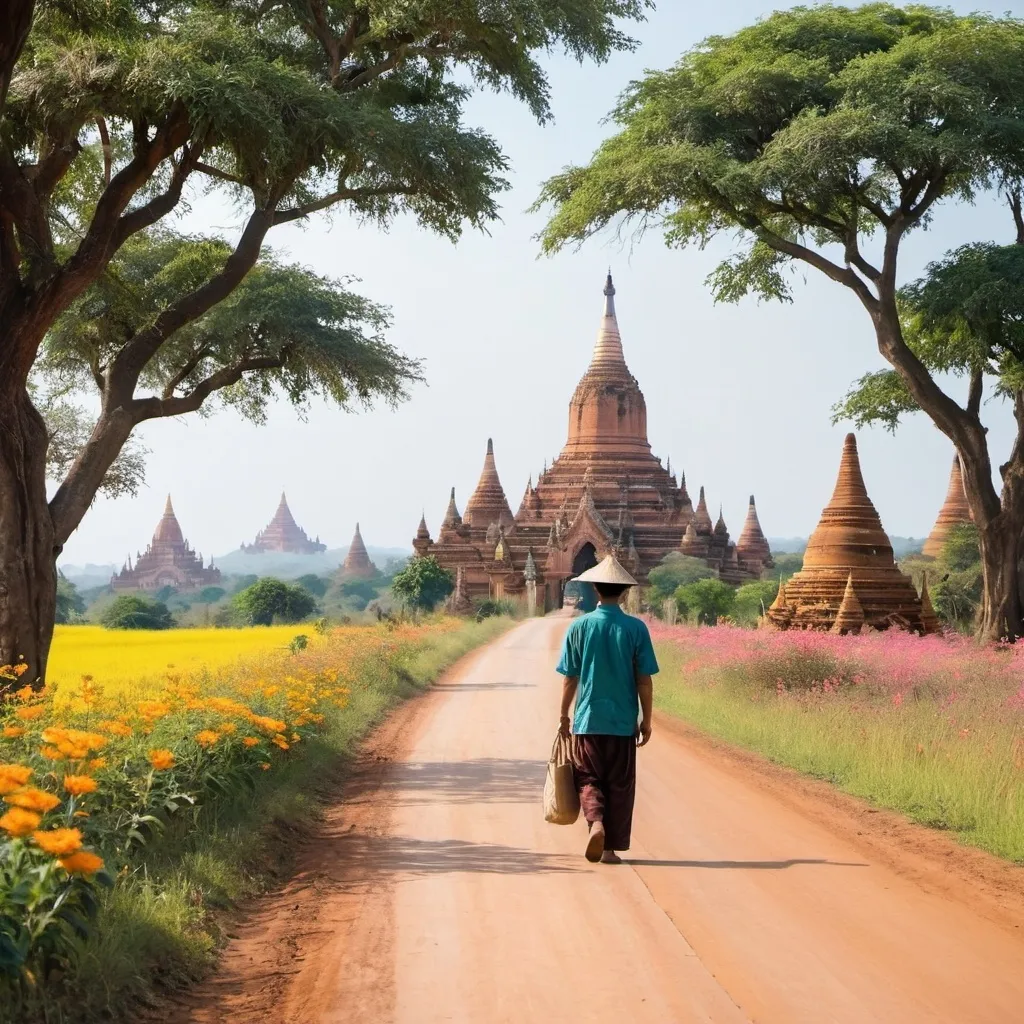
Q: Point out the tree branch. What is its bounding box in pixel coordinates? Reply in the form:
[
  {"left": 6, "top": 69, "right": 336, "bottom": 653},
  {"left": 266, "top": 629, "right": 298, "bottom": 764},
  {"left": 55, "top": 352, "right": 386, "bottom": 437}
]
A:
[
  {"left": 273, "top": 183, "right": 415, "bottom": 224},
  {"left": 161, "top": 344, "right": 213, "bottom": 398},
  {"left": 0, "top": 0, "right": 34, "bottom": 114},
  {"left": 97, "top": 117, "right": 112, "bottom": 186},
  {"left": 967, "top": 368, "right": 984, "bottom": 417},
  {"left": 114, "top": 139, "right": 205, "bottom": 245},
  {"left": 194, "top": 161, "right": 244, "bottom": 186},
  {"left": 1009, "top": 187, "right": 1024, "bottom": 246}
]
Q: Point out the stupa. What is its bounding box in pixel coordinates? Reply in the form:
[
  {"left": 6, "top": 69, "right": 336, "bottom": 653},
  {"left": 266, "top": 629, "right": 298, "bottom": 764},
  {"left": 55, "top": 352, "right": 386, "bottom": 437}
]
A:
[
  {"left": 339, "top": 523, "right": 377, "bottom": 579},
  {"left": 922, "top": 455, "right": 973, "bottom": 558},
  {"left": 413, "top": 274, "right": 771, "bottom": 608},
  {"left": 242, "top": 493, "right": 326, "bottom": 554},
  {"left": 112, "top": 496, "right": 221, "bottom": 592},
  {"left": 767, "top": 434, "right": 937, "bottom": 633}
]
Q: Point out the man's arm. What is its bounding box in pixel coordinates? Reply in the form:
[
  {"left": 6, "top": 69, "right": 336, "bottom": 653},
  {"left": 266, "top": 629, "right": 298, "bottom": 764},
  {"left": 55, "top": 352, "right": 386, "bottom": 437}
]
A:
[
  {"left": 636, "top": 673, "right": 653, "bottom": 746},
  {"left": 559, "top": 676, "right": 578, "bottom": 737}
]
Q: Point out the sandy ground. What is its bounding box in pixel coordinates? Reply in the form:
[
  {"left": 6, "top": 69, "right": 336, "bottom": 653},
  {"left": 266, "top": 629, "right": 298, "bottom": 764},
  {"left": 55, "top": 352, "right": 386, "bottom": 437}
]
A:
[{"left": 172, "top": 616, "right": 1024, "bottom": 1024}]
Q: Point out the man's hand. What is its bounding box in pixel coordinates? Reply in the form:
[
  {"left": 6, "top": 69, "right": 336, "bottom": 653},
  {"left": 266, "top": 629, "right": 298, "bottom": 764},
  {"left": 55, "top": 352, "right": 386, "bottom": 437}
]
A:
[
  {"left": 637, "top": 718, "right": 652, "bottom": 747},
  {"left": 559, "top": 715, "right": 571, "bottom": 739}
]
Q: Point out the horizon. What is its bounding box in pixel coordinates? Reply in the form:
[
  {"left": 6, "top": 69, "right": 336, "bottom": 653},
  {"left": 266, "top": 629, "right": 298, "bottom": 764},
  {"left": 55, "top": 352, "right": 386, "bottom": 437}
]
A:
[{"left": 54, "top": 0, "right": 1024, "bottom": 568}]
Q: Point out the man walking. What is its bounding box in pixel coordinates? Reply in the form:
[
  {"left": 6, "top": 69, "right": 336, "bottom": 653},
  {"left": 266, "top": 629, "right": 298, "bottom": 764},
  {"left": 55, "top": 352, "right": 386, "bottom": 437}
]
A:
[{"left": 556, "top": 555, "right": 658, "bottom": 864}]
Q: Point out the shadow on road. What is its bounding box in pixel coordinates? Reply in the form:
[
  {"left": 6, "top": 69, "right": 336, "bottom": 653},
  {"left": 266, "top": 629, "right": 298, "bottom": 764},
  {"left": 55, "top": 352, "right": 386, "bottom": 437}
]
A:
[
  {"left": 626, "top": 858, "right": 869, "bottom": 869},
  {"left": 332, "top": 833, "right": 579, "bottom": 877},
  {"left": 376, "top": 758, "right": 546, "bottom": 805}
]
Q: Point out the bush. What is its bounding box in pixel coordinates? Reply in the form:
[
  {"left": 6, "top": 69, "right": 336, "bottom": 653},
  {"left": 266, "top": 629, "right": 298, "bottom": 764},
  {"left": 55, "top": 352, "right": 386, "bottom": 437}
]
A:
[
  {"left": 647, "top": 553, "right": 715, "bottom": 608},
  {"left": 733, "top": 580, "right": 780, "bottom": 626},
  {"left": 675, "top": 578, "right": 735, "bottom": 625},
  {"left": 391, "top": 556, "right": 454, "bottom": 612},
  {"left": 100, "top": 595, "right": 174, "bottom": 631},
  {"left": 233, "top": 578, "right": 316, "bottom": 626},
  {"left": 474, "top": 598, "right": 517, "bottom": 621}
]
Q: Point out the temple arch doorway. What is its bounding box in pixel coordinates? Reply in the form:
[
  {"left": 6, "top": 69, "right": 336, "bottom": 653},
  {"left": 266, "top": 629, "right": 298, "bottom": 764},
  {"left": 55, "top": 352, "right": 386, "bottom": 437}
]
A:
[{"left": 562, "top": 542, "right": 599, "bottom": 612}]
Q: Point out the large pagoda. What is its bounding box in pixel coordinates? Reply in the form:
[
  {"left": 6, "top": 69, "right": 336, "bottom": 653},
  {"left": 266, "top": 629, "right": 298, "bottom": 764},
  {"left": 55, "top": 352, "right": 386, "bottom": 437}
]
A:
[
  {"left": 112, "top": 496, "right": 221, "bottom": 592},
  {"left": 242, "top": 493, "right": 326, "bottom": 555},
  {"left": 412, "top": 274, "right": 772, "bottom": 609}
]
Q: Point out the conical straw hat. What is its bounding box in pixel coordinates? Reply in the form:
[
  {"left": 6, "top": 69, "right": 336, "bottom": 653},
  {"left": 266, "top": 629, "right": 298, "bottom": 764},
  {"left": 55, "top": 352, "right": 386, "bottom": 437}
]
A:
[{"left": 573, "top": 554, "right": 637, "bottom": 586}]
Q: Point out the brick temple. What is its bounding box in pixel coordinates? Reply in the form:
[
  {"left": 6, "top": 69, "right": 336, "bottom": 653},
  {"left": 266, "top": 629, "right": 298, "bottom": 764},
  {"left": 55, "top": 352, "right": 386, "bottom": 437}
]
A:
[
  {"left": 112, "top": 496, "right": 221, "bottom": 592},
  {"left": 412, "top": 274, "right": 772, "bottom": 609},
  {"left": 922, "top": 454, "right": 973, "bottom": 559},
  {"left": 767, "top": 434, "right": 938, "bottom": 633},
  {"left": 242, "top": 493, "right": 326, "bottom": 555},
  {"left": 339, "top": 523, "right": 377, "bottom": 579}
]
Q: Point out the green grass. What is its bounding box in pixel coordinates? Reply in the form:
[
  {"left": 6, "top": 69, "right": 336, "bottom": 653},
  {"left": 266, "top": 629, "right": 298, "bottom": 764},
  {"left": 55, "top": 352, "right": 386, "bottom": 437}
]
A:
[
  {"left": 11, "top": 617, "right": 510, "bottom": 1024},
  {"left": 655, "top": 642, "right": 1024, "bottom": 863}
]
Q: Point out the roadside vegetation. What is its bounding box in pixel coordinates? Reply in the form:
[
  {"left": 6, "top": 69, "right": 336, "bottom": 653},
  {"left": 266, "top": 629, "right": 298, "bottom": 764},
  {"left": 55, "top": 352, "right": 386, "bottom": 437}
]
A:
[
  {"left": 651, "top": 621, "right": 1024, "bottom": 863},
  {"left": 0, "top": 617, "right": 509, "bottom": 1022}
]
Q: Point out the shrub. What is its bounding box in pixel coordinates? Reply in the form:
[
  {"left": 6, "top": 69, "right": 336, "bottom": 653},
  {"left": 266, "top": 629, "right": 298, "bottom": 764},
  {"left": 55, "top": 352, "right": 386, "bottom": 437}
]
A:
[
  {"left": 100, "top": 596, "right": 174, "bottom": 631},
  {"left": 474, "top": 598, "right": 517, "bottom": 621},
  {"left": 733, "top": 580, "right": 780, "bottom": 626},
  {"left": 391, "top": 557, "right": 454, "bottom": 613},
  {"left": 647, "top": 553, "right": 715, "bottom": 608},
  {"left": 233, "top": 579, "right": 316, "bottom": 626},
  {"left": 675, "top": 578, "right": 735, "bottom": 625}
]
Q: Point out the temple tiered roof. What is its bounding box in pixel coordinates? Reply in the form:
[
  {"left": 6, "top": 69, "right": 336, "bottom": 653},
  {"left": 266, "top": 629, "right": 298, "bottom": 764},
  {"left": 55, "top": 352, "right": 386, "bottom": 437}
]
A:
[
  {"left": 736, "top": 496, "right": 772, "bottom": 568},
  {"left": 242, "top": 493, "right": 326, "bottom": 554},
  {"left": 922, "top": 455, "right": 973, "bottom": 559},
  {"left": 767, "top": 434, "right": 936, "bottom": 633},
  {"left": 413, "top": 274, "right": 772, "bottom": 607},
  {"left": 112, "top": 496, "right": 221, "bottom": 592}
]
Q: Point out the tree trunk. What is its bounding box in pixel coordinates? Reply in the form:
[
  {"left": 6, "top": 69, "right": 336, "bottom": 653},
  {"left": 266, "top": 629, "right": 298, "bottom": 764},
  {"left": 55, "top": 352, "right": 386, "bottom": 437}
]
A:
[
  {"left": 977, "top": 522, "right": 1023, "bottom": 642},
  {"left": 0, "top": 385, "right": 56, "bottom": 692}
]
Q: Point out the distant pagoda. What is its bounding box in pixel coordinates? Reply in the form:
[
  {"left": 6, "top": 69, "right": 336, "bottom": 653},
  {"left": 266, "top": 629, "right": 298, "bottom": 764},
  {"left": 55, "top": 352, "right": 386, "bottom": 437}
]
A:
[
  {"left": 242, "top": 493, "right": 326, "bottom": 555},
  {"left": 767, "top": 434, "right": 936, "bottom": 633},
  {"left": 922, "top": 454, "right": 973, "bottom": 559},
  {"left": 112, "top": 496, "right": 221, "bottom": 592},
  {"left": 339, "top": 523, "right": 377, "bottom": 579}
]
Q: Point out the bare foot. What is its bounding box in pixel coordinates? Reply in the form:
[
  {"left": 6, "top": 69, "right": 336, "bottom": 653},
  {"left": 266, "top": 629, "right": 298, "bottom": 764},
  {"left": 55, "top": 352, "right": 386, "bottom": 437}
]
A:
[
  {"left": 601, "top": 851, "right": 622, "bottom": 865},
  {"left": 585, "top": 821, "right": 605, "bottom": 862}
]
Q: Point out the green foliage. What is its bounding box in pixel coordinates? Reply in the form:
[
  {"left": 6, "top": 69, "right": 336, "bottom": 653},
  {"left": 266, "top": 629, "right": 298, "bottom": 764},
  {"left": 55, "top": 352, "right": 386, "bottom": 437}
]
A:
[
  {"left": 933, "top": 524, "right": 983, "bottom": 630},
  {"left": 100, "top": 595, "right": 174, "bottom": 630},
  {"left": 733, "top": 580, "right": 780, "bottom": 626},
  {"left": 474, "top": 598, "right": 518, "bottom": 621},
  {"left": 295, "top": 574, "right": 329, "bottom": 599},
  {"left": 54, "top": 573, "right": 85, "bottom": 625},
  {"left": 537, "top": 5, "right": 1024, "bottom": 274},
  {"left": 196, "top": 586, "right": 226, "bottom": 605},
  {"left": 941, "top": 523, "right": 982, "bottom": 574},
  {"left": 233, "top": 578, "right": 316, "bottom": 626},
  {"left": 647, "top": 552, "right": 715, "bottom": 606},
  {"left": 675, "top": 578, "right": 735, "bottom": 626},
  {"left": 230, "top": 575, "right": 259, "bottom": 595},
  {"left": 391, "top": 557, "right": 454, "bottom": 613}
]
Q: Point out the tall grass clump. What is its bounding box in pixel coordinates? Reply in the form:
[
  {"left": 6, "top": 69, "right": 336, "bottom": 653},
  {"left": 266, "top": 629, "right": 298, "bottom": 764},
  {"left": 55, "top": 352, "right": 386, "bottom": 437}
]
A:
[
  {"left": 650, "top": 621, "right": 1024, "bottom": 862},
  {"left": 0, "top": 616, "right": 509, "bottom": 1022}
]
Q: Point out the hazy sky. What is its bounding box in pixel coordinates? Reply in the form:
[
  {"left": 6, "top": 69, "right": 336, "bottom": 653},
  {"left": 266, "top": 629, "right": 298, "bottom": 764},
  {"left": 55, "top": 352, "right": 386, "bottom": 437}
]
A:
[{"left": 58, "top": 0, "right": 1024, "bottom": 567}]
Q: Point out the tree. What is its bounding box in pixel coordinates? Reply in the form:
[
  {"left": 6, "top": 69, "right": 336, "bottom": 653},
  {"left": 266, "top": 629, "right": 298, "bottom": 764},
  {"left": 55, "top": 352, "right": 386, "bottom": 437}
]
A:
[
  {"left": 733, "top": 580, "right": 779, "bottom": 627},
  {"left": 54, "top": 573, "right": 84, "bottom": 625},
  {"left": 391, "top": 557, "right": 454, "bottom": 614},
  {"left": 647, "top": 552, "right": 714, "bottom": 606},
  {"left": 196, "top": 586, "right": 226, "bottom": 605},
  {"left": 0, "top": 0, "right": 650, "bottom": 690},
  {"left": 675, "top": 578, "right": 735, "bottom": 626},
  {"left": 233, "top": 578, "right": 316, "bottom": 626},
  {"left": 296, "top": 574, "right": 329, "bottom": 599},
  {"left": 100, "top": 595, "right": 174, "bottom": 630},
  {"left": 773, "top": 553, "right": 804, "bottom": 581},
  {"left": 536, "top": 5, "right": 1024, "bottom": 640}
]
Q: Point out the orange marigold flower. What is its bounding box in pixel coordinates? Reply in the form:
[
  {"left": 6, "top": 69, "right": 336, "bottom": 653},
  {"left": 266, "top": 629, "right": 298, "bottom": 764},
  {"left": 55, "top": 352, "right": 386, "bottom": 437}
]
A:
[
  {"left": 4, "top": 787, "right": 60, "bottom": 813},
  {"left": 64, "top": 775, "right": 98, "bottom": 797},
  {"left": 242, "top": 737, "right": 260, "bottom": 748},
  {"left": 14, "top": 684, "right": 34, "bottom": 700},
  {"left": 0, "top": 807, "right": 42, "bottom": 836},
  {"left": 260, "top": 762, "right": 271, "bottom": 771},
  {"left": 97, "top": 720, "right": 133, "bottom": 737},
  {"left": 148, "top": 749, "right": 175, "bottom": 771},
  {"left": 218, "top": 722, "right": 237, "bottom": 735},
  {"left": 13, "top": 664, "right": 29, "bottom": 678},
  {"left": 0, "top": 765, "right": 33, "bottom": 795},
  {"left": 195, "top": 730, "right": 220, "bottom": 748},
  {"left": 32, "top": 827, "right": 83, "bottom": 856},
  {"left": 271, "top": 735, "right": 289, "bottom": 751},
  {"left": 40, "top": 746, "right": 64, "bottom": 761},
  {"left": 88, "top": 758, "right": 107, "bottom": 771},
  {"left": 59, "top": 850, "right": 104, "bottom": 876},
  {"left": 248, "top": 714, "right": 286, "bottom": 735},
  {"left": 14, "top": 705, "right": 45, "bottom": 721},
  {"left": 2, "top": 726, "right": 26, "bottom": 739},
  {"left": 136, "top": 700, "right": 171, "bottom": 720},
  {"left": 290, "top": 733, "right": 300, "bottom": 743}
]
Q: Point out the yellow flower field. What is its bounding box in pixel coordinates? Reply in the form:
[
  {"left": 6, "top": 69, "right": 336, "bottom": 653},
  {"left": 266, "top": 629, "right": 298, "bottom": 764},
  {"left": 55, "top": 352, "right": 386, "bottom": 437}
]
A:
[{"left": 47, "top": 624, "right": 315, "bottom": 695}]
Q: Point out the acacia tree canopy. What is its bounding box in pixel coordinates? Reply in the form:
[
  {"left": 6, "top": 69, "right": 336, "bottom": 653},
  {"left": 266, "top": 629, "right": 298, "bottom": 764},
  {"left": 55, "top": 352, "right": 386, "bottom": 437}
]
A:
[{"left": 535, "top": 3, "right": 1024, "bottom": 640}]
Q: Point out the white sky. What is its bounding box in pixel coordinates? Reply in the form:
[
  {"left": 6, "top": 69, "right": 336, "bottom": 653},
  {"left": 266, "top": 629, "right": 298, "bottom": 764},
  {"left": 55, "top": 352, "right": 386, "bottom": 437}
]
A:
[{"left": 58, "top": 0, "right": 1024, "bottom": 567}]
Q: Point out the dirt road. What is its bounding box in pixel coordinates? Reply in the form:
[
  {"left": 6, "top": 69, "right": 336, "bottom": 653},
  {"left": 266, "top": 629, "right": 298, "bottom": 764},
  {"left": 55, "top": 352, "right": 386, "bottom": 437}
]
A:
[{"left": 179, "top": 616, "right": 1024, "bottom": 1023}]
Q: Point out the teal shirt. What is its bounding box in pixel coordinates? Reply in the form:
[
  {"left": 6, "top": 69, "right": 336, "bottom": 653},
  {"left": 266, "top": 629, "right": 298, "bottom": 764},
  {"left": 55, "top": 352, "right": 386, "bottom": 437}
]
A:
[{"left": 556, "top": 604, "right": 659, "bottom": 736}]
